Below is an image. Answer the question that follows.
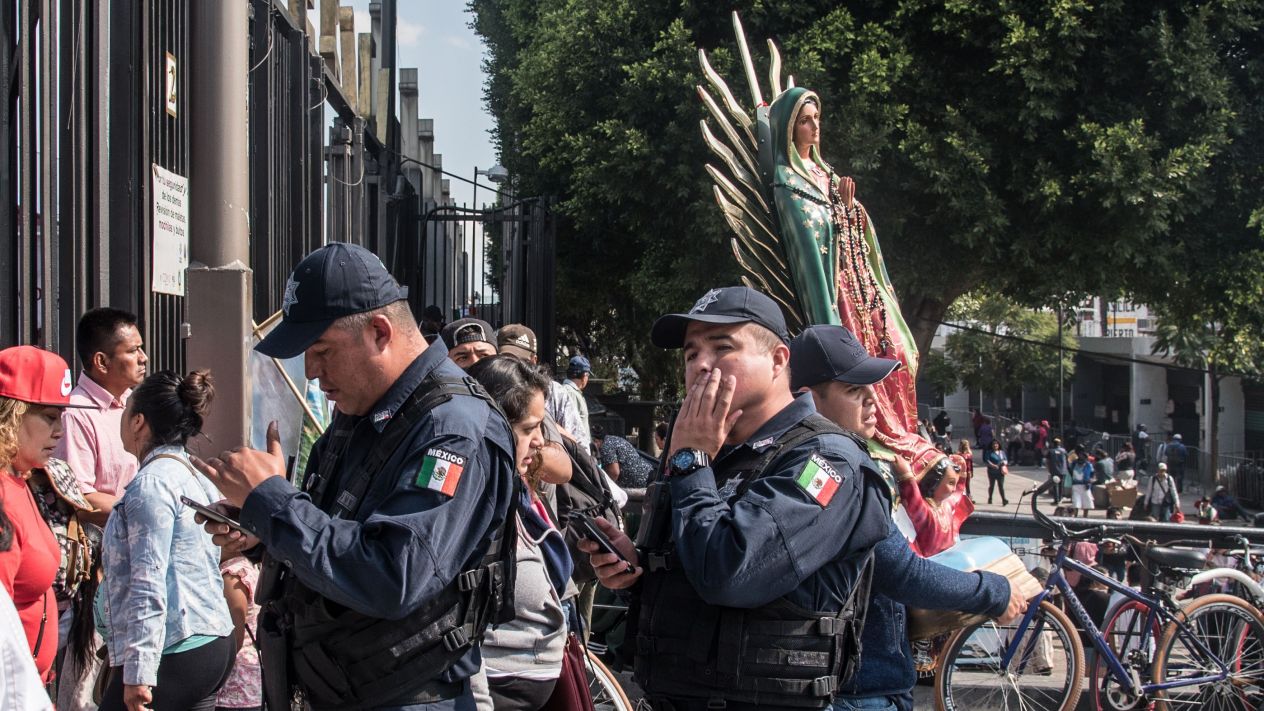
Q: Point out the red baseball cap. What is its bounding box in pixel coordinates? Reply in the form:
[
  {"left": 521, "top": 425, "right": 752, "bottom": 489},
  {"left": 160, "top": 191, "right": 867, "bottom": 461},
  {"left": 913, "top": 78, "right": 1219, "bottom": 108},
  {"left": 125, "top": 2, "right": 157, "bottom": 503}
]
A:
[{"left": 0, "top": 346, "right": 89, "bottom": 407}]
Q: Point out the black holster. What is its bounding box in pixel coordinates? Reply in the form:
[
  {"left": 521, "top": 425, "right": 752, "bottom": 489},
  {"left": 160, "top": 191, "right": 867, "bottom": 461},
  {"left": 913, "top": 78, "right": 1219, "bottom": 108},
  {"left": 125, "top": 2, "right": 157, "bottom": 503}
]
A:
[{"left": 257, "top": 556, "right": 294, "bottom": 711}]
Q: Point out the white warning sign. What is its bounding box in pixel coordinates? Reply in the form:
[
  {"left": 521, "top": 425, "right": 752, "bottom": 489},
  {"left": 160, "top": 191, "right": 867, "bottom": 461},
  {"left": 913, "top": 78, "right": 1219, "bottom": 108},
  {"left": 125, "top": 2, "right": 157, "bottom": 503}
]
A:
[{"left": 151, "top": 164, "right": 189, "bottom": 296}]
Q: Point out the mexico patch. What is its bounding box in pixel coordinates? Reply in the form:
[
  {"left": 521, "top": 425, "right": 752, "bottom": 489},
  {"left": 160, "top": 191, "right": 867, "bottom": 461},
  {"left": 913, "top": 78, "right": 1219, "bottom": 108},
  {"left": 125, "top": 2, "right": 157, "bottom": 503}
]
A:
[
  {"left": 796, "top": 453, "right": 842, "bottom": 507},
  {"left": 415, "top": 448, "right": 466, "bottom": 496}
]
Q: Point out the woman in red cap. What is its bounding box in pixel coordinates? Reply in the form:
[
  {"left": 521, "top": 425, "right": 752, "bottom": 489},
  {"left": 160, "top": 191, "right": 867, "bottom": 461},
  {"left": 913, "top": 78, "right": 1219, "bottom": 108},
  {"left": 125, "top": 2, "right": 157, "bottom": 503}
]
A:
[{"left": 0, "top": 345, "right": 82, "bottom": 685}]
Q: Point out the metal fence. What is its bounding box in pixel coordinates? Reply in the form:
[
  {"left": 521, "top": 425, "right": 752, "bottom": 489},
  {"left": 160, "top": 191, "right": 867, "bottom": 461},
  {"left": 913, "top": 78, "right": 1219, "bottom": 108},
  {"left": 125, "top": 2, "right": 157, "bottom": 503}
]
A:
[
  {"left": 249, "top": 0, "right": 406, "bottom": 321},
  {"left": 915, "top": 404, "right": 1264, "bottom": 505},
  {"left": 400, "top": 197, "right": 557, "bottom": 364},
  {"left": 137, "top": 0, "right": 191, "bottom": 373},
  {"left": 915, "top": 404, "right": 1025, "bottom": 446},
  {"left": 1093, "top": 434, "right": 1264, "bottom": 505},
  {"left": 248, "top": 0, "right": 325, "bottom": 324},
  {"left": 1222, "top": 457, "right": 1264, "bottom": 508},
  {"left": 0, "top": 0, "right": 193, "bottom": 371},
  {"left": 0, "top": 0, "right": 560, "bottom": 389},
  {"left": 0, "top": 0, "right": 419, "bottom": 357}
]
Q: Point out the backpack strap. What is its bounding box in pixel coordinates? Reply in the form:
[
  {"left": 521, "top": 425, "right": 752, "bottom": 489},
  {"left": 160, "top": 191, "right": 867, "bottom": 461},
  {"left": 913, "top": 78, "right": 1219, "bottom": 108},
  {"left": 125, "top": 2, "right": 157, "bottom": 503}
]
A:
[
  {"left": 148, "top": 452, "right": 202, "bottom": 479},
  {"left": 558, "top": 435, "right": 617, "bottom": 514}
]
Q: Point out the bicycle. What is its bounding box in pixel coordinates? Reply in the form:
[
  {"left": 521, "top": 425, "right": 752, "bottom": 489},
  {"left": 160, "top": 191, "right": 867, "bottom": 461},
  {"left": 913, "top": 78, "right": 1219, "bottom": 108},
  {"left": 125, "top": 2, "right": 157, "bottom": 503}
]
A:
[
  {"left": 934, "top": 480, "right": 1264, "bottom": 711},
  {"left": 1182, "top": 534, "right": 1264, "bottom": 607},
  {"left": 1091, "top": 532, "right": 1264, "bottom": 711},
  {"left": 585, "top": 647, "right": 635, "bottom": 710}
]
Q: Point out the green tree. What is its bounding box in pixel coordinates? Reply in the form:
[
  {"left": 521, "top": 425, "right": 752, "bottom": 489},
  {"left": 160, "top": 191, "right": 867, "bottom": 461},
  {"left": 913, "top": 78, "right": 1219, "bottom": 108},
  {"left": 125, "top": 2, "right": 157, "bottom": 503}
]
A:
[
  {"left": 471, "top": 0, "right": 1264, "bottom": 392},
  {"left": 941, "top": 293, "right": 1077, "bottom": 414},
  {"left": 470, "top": 0, "right": 740, "bottom": 398},
  {"left": 1151, "top": 251, "right": 1264, "bottom": 484}
]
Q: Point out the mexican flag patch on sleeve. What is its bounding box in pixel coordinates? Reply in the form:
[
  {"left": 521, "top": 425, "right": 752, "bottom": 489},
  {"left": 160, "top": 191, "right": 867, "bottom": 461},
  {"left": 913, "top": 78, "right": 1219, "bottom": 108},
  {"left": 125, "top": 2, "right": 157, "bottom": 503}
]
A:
[
  {"left": 415, "top": 448, "right": 466, "bottom": 496},
  {"left": 795, "top": 452, "right": 843, "bottom": 507}
]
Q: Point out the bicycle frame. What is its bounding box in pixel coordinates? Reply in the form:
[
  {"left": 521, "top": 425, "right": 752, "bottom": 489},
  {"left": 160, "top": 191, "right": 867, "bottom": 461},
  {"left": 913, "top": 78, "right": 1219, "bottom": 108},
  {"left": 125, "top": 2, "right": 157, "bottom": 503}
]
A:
[
  {"left": 999, "top": 540, "right": 1231, "bottom": 696},
  {"left": 1187, "top": 567, "right": 1264, "bottom": 603}
]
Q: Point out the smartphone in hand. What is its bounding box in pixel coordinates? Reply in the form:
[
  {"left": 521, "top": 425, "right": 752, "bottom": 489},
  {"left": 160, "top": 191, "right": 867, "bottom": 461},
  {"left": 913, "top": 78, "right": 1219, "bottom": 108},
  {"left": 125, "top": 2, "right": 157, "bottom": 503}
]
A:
[
  {"left": 568, "top": 512, "right": 635, "bottom": 575},
  {"left": 180, "top": 496, "right": 249, "bottom": 535}
]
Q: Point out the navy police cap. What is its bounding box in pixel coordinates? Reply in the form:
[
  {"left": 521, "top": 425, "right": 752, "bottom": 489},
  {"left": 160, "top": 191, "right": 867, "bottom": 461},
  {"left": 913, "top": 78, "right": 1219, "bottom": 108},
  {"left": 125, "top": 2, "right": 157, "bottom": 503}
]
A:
[
  {"left": 651, "top": 286, "right": 790, "bottom": 349},
  {"left": 257, "top": 242, "right": 410, "bottom": 359},
  {"left": 789, "top": 324, "right": 900, "bottom": 391}
]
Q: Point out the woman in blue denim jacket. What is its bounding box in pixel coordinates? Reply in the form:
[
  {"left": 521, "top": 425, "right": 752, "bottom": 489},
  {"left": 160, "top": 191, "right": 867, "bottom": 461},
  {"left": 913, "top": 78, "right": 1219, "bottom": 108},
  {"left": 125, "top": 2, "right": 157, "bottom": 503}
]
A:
[{"left": 99, "top": 370, "right": 234, "bottom": 711}]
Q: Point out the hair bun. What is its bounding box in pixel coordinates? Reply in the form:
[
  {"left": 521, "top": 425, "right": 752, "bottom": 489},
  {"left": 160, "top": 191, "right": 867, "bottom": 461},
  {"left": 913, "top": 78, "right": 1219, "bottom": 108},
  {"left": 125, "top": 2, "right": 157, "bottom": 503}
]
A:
[{"left": 177, "top": 369, "right": 215, "bottom": 419}]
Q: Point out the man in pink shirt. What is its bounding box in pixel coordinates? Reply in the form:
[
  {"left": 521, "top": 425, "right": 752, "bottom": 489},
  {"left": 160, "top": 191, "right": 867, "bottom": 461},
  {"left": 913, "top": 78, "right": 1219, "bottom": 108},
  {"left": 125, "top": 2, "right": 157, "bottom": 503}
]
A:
[{"left": 54, "top": 308, "right": 148, "bottom": 526}]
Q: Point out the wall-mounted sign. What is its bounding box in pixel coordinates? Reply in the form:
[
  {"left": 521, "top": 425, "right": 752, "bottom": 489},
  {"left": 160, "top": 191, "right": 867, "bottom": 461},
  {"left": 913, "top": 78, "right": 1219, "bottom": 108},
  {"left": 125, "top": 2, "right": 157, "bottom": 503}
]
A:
[
  {"left": 152, "top": 164, "right": 189, "bottom": 295},
  {"left": 165, "top": 52, "right": 178, "bottom": 118}
]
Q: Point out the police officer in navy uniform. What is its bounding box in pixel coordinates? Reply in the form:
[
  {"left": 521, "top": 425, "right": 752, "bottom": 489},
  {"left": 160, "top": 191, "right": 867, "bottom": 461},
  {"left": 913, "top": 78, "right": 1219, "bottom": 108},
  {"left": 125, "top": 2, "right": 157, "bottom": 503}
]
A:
[
  {"left": 582, "top": 286, "right": 891, "bottom": 710},
  {"left": 790, "top": 325, "right": 1025, "bottom": 711},
  {"left": 193, "top": 243, "right": 518, "bottom": 711}
]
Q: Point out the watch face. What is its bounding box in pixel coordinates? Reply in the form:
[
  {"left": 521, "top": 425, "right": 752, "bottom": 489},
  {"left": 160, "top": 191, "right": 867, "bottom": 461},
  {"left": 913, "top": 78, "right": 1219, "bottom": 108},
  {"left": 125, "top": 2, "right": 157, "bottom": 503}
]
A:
[{"left": 671, "top": 449, "right": 697, "bottom": 470}]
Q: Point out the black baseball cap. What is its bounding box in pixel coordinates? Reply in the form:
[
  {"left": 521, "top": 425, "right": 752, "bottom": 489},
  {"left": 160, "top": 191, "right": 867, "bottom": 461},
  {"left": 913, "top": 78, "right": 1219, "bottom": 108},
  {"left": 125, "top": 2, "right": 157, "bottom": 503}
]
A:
[
  {"left": 441, "top": 318, "right": 494, "bottom": 349},
  {"left": 789, "top": 324, "right": 900, "bottom": 391},
  {"left": 651, "top": 286, "right": 790, "bottom": 349},
  {"left": 257, "top": 243, "right": 409, "bottom": 359}
]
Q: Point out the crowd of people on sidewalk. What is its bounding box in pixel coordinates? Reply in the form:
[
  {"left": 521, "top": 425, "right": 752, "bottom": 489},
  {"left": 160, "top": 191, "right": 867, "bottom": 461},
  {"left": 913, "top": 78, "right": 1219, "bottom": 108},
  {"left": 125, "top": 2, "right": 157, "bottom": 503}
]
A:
[
  {"left": 0, "top": 244, "right": 1255, "bottom": 711},
  {"left": 0, "top": 312, "right": 264, "bottom": 711},
  {"left": 924, "top": 402, "right": 1258, "bottom": 528}
]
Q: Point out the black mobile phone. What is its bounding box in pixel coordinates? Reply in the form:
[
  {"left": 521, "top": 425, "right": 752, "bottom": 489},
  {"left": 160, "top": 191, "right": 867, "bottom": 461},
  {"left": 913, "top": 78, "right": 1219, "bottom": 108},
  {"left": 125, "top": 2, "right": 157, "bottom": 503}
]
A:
[
  {"left": 568, "top": 512, "right": 635, "bottom": 575},
  {"left": 180, "top": 496, "right": 248, "bottom": 535}
]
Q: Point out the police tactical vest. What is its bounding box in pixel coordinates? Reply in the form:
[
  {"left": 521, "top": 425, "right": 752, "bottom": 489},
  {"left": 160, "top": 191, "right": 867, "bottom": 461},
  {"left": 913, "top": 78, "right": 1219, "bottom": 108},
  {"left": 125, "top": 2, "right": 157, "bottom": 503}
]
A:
[
  {"left": 635, "top": 414, "right": 878, "bottom": 709},
  {"left": 259, "top": 374, "right": 518, "bottom": 711}
]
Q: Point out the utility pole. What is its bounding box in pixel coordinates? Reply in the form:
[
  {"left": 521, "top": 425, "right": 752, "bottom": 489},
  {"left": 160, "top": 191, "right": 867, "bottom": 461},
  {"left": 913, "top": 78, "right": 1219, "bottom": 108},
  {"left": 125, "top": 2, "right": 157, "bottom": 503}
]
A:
[
  {"left": 1058, "top": 300, "right": 1065, "bottom": 437},
  {"left": 188, "top": 0, "right": 252, "bottom": 453}
]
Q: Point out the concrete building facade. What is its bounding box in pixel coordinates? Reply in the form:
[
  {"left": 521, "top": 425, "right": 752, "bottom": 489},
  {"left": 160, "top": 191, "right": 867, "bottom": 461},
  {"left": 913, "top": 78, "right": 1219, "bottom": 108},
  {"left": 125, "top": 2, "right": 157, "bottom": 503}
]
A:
[{"left": 917, "top": 297, "right": 1249, "bottom": 462}]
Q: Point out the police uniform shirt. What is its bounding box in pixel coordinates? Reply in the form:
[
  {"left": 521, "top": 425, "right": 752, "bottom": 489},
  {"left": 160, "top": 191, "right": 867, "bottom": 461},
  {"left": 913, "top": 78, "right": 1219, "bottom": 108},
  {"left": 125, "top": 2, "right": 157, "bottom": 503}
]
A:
[
  {"left": 668, "top": 393, "right": 890, "bottom": 613},
  {"left": 239, "top": 342, "right": 518, "bottom": 680}
]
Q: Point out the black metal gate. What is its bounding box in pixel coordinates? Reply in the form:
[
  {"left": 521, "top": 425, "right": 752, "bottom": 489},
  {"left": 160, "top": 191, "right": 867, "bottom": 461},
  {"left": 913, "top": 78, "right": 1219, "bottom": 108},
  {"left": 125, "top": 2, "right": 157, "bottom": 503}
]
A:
[
  {"left": 248, "top": 0, "right": 325, "bottom": 325},
  {"left": 0, "top": 0, "right": 190, "bottom": 371},
  {"left": 398, "top": 198, "right": 556, "bottom": 365},
  {"left": 0, "top": 0, "right": 417, "bottom": 373}
]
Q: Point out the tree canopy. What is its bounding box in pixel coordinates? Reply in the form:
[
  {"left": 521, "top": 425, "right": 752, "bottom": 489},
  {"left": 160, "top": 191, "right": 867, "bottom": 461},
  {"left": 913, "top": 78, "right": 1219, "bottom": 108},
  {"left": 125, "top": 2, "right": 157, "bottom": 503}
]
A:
[
  {"left": 470, "top": 0, "right": 1264, "bottom": 397},
  {"left": 940, "top": 292, "right": 1078, "bottom": 407}
]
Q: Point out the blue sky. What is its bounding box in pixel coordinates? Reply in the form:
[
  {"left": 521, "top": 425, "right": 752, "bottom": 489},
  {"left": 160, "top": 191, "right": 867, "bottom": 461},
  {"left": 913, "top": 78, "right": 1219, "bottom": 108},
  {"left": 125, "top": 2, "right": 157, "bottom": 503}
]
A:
[{"left": 319, "top": 1, "right": 498, "bottom": 208}]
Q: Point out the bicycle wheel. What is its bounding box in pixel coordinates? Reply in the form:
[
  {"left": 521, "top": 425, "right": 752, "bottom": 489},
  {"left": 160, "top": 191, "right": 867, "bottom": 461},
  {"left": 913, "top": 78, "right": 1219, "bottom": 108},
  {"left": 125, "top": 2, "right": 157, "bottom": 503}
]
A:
[
  {"left": 935, "top": 599, "right": 1085, "bottom": 711},
  {"left": 586, "top": 649, "right": 634, "bottom": 711},
  {"left": 1092, "top": 599, "right": 1160, "bottom": 711},
  {"left": 1151, "top": 593, "right": 1264, "bottom": 711}
]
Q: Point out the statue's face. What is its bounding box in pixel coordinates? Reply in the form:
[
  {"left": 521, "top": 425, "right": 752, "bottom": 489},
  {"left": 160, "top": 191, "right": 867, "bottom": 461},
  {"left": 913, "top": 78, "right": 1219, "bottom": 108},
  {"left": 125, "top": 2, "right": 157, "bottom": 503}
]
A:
[{"left": 793, "top": 101, "right": 821, "bottom": 154}]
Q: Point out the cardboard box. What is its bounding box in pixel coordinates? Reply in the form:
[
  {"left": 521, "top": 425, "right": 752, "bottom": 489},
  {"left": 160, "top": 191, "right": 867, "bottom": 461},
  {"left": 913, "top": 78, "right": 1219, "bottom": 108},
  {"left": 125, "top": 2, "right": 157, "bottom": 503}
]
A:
[
  {"left": 1093, "top": 484, "right": 1110, "bottom": 509},
  {"left": 1108, "top": 486, "right": 1138, "bottom": 509}
]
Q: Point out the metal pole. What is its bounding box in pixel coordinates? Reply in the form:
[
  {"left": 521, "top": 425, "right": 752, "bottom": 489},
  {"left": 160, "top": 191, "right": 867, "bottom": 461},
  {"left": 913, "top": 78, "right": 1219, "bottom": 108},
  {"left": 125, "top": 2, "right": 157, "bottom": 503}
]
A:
[
  {"left": 190, "top": 0, "right": 249, "bottom": 266},
  {"left": 187, "top": 0, "right": 252, "bottom": 452},
  {"left": 1058, "top": 301, "right": 1065, "bottom": 437}
]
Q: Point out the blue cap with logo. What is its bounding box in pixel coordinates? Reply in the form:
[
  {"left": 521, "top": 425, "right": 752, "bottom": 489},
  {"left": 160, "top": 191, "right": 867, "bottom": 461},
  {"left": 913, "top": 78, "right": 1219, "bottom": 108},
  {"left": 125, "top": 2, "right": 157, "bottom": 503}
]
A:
[
  {"left": 650, "top": 286, "right": 790, "bottom": 349},
  {"left": 789, "top": 324, "right": 900, "bottom": 391},
  {"left": 257, "top": 242, "right": 410, "bottom": 359},
  {"left": 567, "top": 355, "right": 592, "bottom": 376}
]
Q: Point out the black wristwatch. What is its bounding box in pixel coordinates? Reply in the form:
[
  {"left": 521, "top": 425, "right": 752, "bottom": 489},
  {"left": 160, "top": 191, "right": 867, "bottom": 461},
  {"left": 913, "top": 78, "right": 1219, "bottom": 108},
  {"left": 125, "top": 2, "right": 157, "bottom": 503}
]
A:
[{"left": 668, "top": 448, "right": 711, "bottom": 478}]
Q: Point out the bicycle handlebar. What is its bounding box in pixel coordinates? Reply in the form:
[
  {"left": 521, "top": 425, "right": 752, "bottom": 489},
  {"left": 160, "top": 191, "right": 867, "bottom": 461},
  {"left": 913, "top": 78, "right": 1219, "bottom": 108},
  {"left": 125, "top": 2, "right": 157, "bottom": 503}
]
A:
[
  {"left": 1024, "top": 479, "right": 1068, "bottom": 540},
  {"left": 1023, "top": 480, "right": 1135, "bottom": 548}
]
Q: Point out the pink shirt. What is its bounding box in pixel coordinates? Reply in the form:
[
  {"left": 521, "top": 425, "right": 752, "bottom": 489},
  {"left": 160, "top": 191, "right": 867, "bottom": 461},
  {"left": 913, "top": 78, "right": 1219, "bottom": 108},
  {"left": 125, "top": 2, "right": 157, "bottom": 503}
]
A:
[
  {"left": 898, "top": 475, "right": 974, "bottom": 558},
  {"left": 215, "top": 556, "right": 261, "bottom": 708},
  {"left": 53, "top": 374, "right": 137, "bottom": 496}
]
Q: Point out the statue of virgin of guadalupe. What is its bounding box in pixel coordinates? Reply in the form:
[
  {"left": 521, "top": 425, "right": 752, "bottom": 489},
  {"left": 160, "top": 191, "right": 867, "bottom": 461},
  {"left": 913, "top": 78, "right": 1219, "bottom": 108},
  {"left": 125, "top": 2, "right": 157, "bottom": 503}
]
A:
[{"left": 769, "top": 87, "right": 947, "bottom": 481}]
